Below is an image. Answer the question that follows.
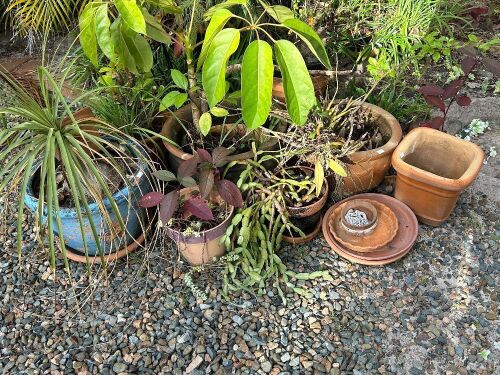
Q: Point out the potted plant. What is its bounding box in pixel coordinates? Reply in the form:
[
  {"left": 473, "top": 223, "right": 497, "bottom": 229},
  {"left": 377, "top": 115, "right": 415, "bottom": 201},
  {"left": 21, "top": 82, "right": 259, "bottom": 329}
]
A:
[
  {"left": 276, "top": 166, "right": 329, "bottom": 244},
  {"left": 138, "top": 148, "right": 243, "bottom": 265},
  {"left": 0, "top": 67, "right": 153, "bottom": 266},
  {"left": 278, "top": 97, "right": 402, "bottom": 196}
]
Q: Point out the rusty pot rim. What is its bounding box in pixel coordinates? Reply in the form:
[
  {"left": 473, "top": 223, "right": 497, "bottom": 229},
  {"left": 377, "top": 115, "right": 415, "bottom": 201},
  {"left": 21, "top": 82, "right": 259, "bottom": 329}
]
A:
[
  {"left": 284, "top": 166, "right": 329, "bottom": 217},
  {"left": 164, "top": 187, "right": 234, "bottom": 244},
  {"left": 161, "top": 104, "right": 280, "bottom": 162},
  {"left": 334, "top": 102, "right": 402, "bottom": 163},
  {"left": 392, "top": 127, "right": 484, "bottom": 191},
  {"left": 65, "top": 232, "right": 146, "bottom": 264}
]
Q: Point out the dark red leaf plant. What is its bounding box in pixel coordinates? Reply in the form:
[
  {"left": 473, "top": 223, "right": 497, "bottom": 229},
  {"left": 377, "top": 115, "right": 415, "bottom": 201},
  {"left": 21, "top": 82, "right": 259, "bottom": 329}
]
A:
[
  {"left": 417, "top": 57, "right": 478, "bottom": 131},
  {"left": 138, "top": 147, "right": 243, "bottom": 226}
]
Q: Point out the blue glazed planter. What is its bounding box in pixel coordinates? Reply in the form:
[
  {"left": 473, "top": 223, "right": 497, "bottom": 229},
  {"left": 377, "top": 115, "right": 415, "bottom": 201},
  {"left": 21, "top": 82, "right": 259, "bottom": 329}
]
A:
[{"left": 24, "top": 157, "right": 151, "bottom": 256}]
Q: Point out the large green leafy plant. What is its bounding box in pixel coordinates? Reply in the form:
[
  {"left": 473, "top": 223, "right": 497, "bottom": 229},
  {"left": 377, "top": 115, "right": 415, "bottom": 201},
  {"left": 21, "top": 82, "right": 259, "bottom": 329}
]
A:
[{"left": 78, "top": 0, "right": 331, "bottom": 134}]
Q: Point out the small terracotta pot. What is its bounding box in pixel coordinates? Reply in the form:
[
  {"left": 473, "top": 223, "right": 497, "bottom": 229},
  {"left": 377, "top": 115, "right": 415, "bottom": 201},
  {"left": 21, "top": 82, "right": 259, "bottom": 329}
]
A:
[
  {"left": 161, "top": 104, "right": 279, "bottom": 171},
  {"left": 282, "top": 215, "right": 322, "bottom": 245},
  {"left": 285, "top": 166, "right": 329, "bottom": 237},
  {"left": 340, "top": 200, "right": 378, "bottom": 236},
  {"left": 341, "top": 102, "right": 402, "bottom": 195},
  {"left": 164, "top": 187, "right": 234, "bottom": 265},
  {"left": 392, "top": 127, "right": 484, "bottom": 226},
  {"left": 273, "top": 75, "right": 329, "bottom": 102}
]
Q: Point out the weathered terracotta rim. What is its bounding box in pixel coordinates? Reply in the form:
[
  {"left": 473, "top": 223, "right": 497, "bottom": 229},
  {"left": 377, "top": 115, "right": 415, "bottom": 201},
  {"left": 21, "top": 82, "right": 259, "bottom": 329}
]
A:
[
  {"left": 164, "top": 187, "right": 234, "bottom": 244},
  {"left": 285, "top": 166, "right": 329, "bottom": 218},
  {"left": 392, "top": 127, "right": 484, "bottom": 191},
  {"left": 65, "top": 233, "right": 145, "bottom": 264},
  {"left": 161, "top": 104, "right": 280, "bottom": 162},
  {"left": 340, "top": 199, "right": 378, "bottom": 232},
  {"left": 340, "top": 102, "right": 402, "bottom": 163},
  {"left": 282, "top": 215, "right": 322, "bottom": 244}
]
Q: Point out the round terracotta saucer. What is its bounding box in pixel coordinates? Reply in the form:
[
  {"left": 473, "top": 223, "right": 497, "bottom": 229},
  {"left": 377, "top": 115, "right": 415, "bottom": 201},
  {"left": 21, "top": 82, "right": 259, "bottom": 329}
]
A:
[
  {"left": 329, "top": 200, "right": 399, "bottom": 252},
  {"left": 322, "top": 194, "right": 418, "bottom": 265}
]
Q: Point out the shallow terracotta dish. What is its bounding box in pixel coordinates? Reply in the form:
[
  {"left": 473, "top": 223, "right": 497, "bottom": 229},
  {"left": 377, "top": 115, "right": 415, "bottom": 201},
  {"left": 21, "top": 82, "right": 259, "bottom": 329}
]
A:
[
  {"left": 329, "top": 200, "right": 398, "bottom": 252},
  {"left": 340, "top": 199, "right": 378, "bottom": 236},
  {"left": 322, "top": 194, "right": 418, "bottom": 265}
]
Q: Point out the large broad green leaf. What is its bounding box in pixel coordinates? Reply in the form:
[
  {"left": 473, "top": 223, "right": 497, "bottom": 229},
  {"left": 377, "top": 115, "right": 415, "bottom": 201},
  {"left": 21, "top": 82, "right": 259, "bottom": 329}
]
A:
[
  {"left": 79, "top": 4, "right": 98, "bottom": 67},
  {"left": 204, "top": 0, "right": 246, "bottom": 20},
  {"left": 282, "top": 19, "right": 331, "bottom": 69},
  {"left": 274, "top": 39, "right": 315, "bottom": 125},
  {"left": 202, "top": 28, "right": 240, "bottom": 108},
  {"left": 121, "top": 24, "right": 153, "bottom": 73},
  {"left": 197, "top": 9, "right": 233, "bottom": 71},
  {"left": 144, "top": 0, "right": 182, "bottom": 14},
  {"left": 115, "top": 0, "right": 146, "bottom": 34},
  {"left": 111, "top": 18, "right": 137, "bottom": 74},
  {"left": 142, "top": 8, "right": 171, "bottom": 44},
  {"left": 241, "top": 40, "right": 273, "bottom": 130},
  {"left": 260, "top": 3, "right": 294, "bottom": 23},
  {"left": 95, "top": 4, "right": 115, "bottom": 63}
]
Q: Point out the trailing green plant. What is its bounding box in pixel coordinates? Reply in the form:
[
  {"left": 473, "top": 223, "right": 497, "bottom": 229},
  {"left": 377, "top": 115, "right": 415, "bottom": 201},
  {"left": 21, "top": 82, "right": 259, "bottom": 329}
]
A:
[
  {"left": 221, "top": 152, "right": 332, "bottom": 303},
  {"left": 0, "top": 66, "right": 153, "bottom": 271}
]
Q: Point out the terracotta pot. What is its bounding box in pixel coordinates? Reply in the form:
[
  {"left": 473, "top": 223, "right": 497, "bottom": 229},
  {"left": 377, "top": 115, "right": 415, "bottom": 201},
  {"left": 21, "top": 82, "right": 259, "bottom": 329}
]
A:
[
  {"left": 392, "top": 127, "right": 484, "bottom": 226},
  {"left": 285, "top": 166, "right": 329, "bottom": 236},
  {"left": 273, "top": 75, "right": 329, "bottom": 102},
  {"left": 164, "top": 187, "right": 234, "bottom": 265},
  {"left": 161, "top": 104, "right": 279, "bottom": 171},
  {"left": 282, "top": 215, "right": 322, "bottom": 245},
  {"left": 342, "top": 102, "right": 402, "bottom": 195}
]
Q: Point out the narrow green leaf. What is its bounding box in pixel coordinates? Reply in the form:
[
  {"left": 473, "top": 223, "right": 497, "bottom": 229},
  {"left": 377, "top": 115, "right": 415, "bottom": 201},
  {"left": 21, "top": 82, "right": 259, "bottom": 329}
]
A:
[
  {"left": 261, "top": 3, "right": 294, "bottom": 23},
  {"left": 144, "top": 0, "right": 182, "bottom": 14},
  {"left": 282, "top": 19, "right": 331, "bottom": 69},
  {"left": 159, "top": 91, "right": 187, "bottom": 111},
  {"left": 274, "top": 39, "right": 315, "bottom": 125},
  {"left": 199, "top": 112, "right": 212, "bottom": 136},
  {"left": 153, "top": 170, "right": 177, "bottom": 182},
  {"left": 202, "top": 28, "right": 240, "bottom": 108},
  {"left": 120, "top": 23, "right": 153, "bottom": 73},
  {"left": 314, "top": 160, "right": 324, "bottom": 196},
  {"left": 241, "top": 40, "right": 273, "bottom": 130},
  {"left": 210, "top": 107, "right": 229, "bottom": 117},
  {"left": 111, "top": 18, "right": 138, "bottom": 74},
  {"left": 197, "top": 9, "right": 233, "bottom": 70},
  {"left": 142, "top": 8, "right": 171, "bottom": 44},
  {"left": 204, "top": 0, "right": 245, "bottom": 20},
  {"left": 115, "top": 0, "right": 147, "bottom": 34},
  {"left": 328, "top": 159, "right": 347, "bottom": 177},
  {"left": 171, "top": 69, "right": 188, "bottom": 90},
  {"left": 95, "top": 4, "right": 115, "bottom": 63},
  {"left": 79, "top": 3, "right": 98, "bottom": 66}
]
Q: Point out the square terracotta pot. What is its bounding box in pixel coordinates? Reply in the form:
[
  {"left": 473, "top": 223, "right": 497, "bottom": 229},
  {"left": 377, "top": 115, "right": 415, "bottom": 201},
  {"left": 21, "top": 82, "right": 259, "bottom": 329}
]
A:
[{"left": 392, "top": 127, "right": 484, "bottom": 226}]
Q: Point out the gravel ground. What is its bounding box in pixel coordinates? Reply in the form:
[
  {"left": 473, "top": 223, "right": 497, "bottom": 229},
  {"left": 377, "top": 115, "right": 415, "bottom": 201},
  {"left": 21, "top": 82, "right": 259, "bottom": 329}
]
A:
[
  {"left": 0, "top": 187, "right": 498, "bottom": 375},
  {"left": 0, "top": 34, "right": 499, "bottom": 375}
]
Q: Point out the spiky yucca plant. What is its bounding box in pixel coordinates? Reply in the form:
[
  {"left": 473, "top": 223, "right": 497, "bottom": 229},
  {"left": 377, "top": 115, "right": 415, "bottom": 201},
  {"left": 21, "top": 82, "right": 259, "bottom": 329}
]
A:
[{"left": 0, "top": 64, "right": 153, "bottom": 272}]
